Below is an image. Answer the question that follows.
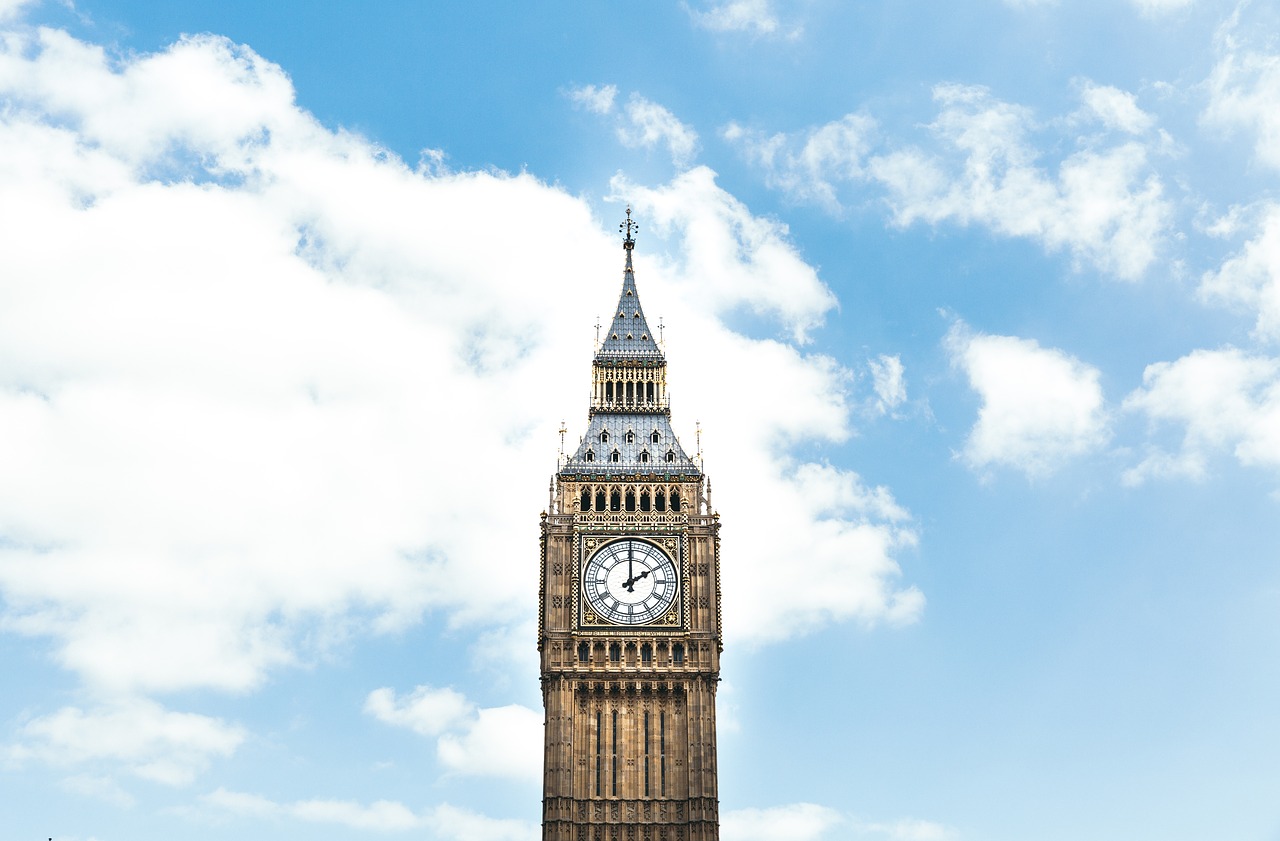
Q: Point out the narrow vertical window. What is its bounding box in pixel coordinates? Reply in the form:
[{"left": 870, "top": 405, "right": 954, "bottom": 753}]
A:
[
  {"left": 626, "top": 381, "right": 634, "bottom": 403},
  {"left": 647, "top": 381, "right": 654, "bottom": 402},
  {"left": 671, "top": 491, "right": 681, "bottom": 512},
  {"left": 578, "top": 642, "right": 589, "bottom": 662},
  {"left": 660, "top": 710, "right": 666, "bottom": 797},
  {"left": 673, "top": 643, "right": 684, "bottom": 664},
  {"left": 595, "top": 490, "right": 606, "bottom": 511},
  {"left": 611, "top": 709, "right": 619, "bottom": 796},
  {"left": 596, "top": 710, "right": 602, "bottom": 796},
  {"left": 580, "top": 489, "right": 590, "bottom": 511},
  {"left": 606, "top": 382, "right": 614, "bottom": 402},
  {"left": 644, "top": 711, "right": 651, "bottom": 797},
  {"left": 625, "top": 490, "right": 636, "bottom": 511}
]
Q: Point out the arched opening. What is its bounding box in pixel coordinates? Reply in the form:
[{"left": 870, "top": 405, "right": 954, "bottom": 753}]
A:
[
  {"left": 655, "top": 490, "right": 666, "bottom": 512},
  {"left": 605, "top": 381, "right": 613, "bottom": 402},
  {"left": 609, "top": 643, "right": 621, "bottom": 663},
  {"left": 640, "top": 451, "right": 650, "bottom": 463},
  {"left": 651, "top": 430, "right": 660, "bottom": 443},
  {"left": 610, "top": 490, "right": 621, "bottom": 512},
  {"left": 584, "top": 449, "right": 594, "bottom": 462},
  {"left": 671, "top": 491, "right": 682, "bottom": 512},
  {"left": 626, "top": 430, "right": 634, "bottom": 444},
  {"left": 601, "top": 430, "right": 609, "bottom": 443},
  {"left": 625, "top": 490, "right": 636, "bottom": 512},
  {"left": 595, "top": 489, "right": 607, "bottom": 511},
  {"left": 626, "top": 381, "right": 634, "bottom": 403},
  {"left": 646, "top": 381, "right": 654, "bottom": 402},
  {"left": 610, "top": 450, "right": 620, "bottom": 463},
  {"left": 665, "top": 450, "right": 675, "bottom": 463},
  {"left": 640, "top": 490, "right": 651, "bottom": 511},
  {"left": 578, "top": 642, "right": 589, "bottom": 663},
  {"left": 640, "top": 643, "right": 652, "bottom": 663},
  {"left": 672, "top": 643, "right": 685, "bottom": 665},
  {"left": 580, "top": 488, "right": 590, "bottom": 511}
]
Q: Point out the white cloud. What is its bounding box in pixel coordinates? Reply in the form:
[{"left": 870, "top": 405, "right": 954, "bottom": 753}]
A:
[
  {"left": 0, "top": 24, "right": 920, "bottom": 769},
  {"left": 1123, "top": 348, "right": 1280, "bottom": 483},
  {"left": 689, "top": 0, "right": 791, "bottom": 37},
  {"left": 724, "top": 114, "right": 876, "bottom": 211},
  {"left": 727, "top": 86, "right": 1168, "bottom": 278},
  {"left": 1204, "top": 35, "right": 1280, "bottom": 171},
  {"left": 0, "top": 0, "right": 34, "bottom": 21},
  {"left": 947, "top": 324, "right": 1109, "bottom": 477},
  {"left": 566, "top": 83, "right": 617, "bottom": 115},
  {"left": 363, "top": 685, "right": 472, "bottom": 738},
  {"left": 1078, "top": 82, "right": 1155, "bottom": 134},
  {"left": 6, "top": 698, "right": 245, "bottom": 786},
  {"left": 722, "top": 804, "right": 956, "bottom": 841},
  {"left": 618, "top": 93, "right": 700, "bottom": 167},
  {"left": 202, "top": 788, "right": 538, "bottom": 839},
  {"left": 871, "top": 84, "right": 1171, "bottom": 279},
  {"left": 724, "top": 803, "right": 845, "bottom": 841},
  {"left": 365, "top": 685, "right": 542, "bottom": 781},
  {"left": 1201, "top": 202, "right": 1280, "bottom": 340},
  {"left": 869, "top": 354, "right": 907, "bottom": 415}
]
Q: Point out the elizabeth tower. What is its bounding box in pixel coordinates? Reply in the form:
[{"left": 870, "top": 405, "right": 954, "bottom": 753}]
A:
[{"left": 539, "top": 211, "right": 721, "bottom": 841}]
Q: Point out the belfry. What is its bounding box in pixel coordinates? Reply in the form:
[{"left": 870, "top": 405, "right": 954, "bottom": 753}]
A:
[{"left": 539, "top": 210, "right": 721, "bottom": 841}]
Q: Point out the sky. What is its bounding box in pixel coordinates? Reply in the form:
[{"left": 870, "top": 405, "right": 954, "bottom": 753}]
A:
[{"left": 0, "top": 0, "right": 1279, "bottom": 839}]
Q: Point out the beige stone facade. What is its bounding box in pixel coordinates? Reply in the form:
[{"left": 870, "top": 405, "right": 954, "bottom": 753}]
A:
[{"left": 539, "top": 218, "right": 721, "bottom": 841}]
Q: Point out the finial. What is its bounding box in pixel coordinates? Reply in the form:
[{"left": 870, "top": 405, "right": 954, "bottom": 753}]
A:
[
  {"left": 619, "top": 206, "right": 638, "bottom": 251},
  {"left": 658, "top": 316, "right": 665, "bottom": 348},
  {"left": 594, "top": 316, "right": 601, "bottom": 348},
  {"left": 558, "top": 420, "right": 567, "bottom": 462}
]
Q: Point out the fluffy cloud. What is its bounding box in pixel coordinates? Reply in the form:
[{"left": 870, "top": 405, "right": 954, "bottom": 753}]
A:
[
  {"left": 728, "top": 84, "right": 1170, "bottom": 279},
  {"left": 6, "top": 698, "right": 245, "bottom": 786},
  {"left": 0, "top": 22, "right": 919, "bottom": 783},
  {"left": 722, "top": 804, "right": 956, "bottom": 841},
  {"left": 872, "top": 84, "right": 1170, "bottom": 279},
  {"left": 1204, "top": 32, "right": 1280, "bottom": 170},
  {"left": 618, "top": 93, "right": 700, "bottom": 167},
  {"left": 202, "top": 788, "right": 538, "bottom": 839},
  {"left": 868, "top": 354, "right": 907, "bottom": 415},
  {"left": 566, "top": 83, "right": 617, "bottom": 115},
  {"left": 689, "top": 0, "right": 794, "bottom": 37},
  {"left": 1078, "top": 82, "right": 1156, "bottom": 134},
  {"left": 723, "top": 114, "right": 876, "bottom": 211},
  {"left": 1123, "top": 348, "right": 1280, "bottom": 483},
  {"left": 947, "top": 324, "right": 1109, "bottom": 476},
  {"left": 365, "top": 685, "right": 542, "bottom": 781},
  {"left": 1201, "top": 202, "right": 1280, "bottom": 340}
]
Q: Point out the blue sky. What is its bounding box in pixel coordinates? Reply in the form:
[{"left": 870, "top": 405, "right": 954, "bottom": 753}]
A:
[{"left": 1, "top": 1, "right": 1279, "bottom": 840}]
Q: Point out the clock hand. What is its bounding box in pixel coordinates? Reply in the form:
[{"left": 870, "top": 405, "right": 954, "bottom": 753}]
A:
[
  {"left": 622, "top": 569, "right": 650, "bottom": 589},
  {"left": 627, "top": 545, "right": 635, "bottom": 592}
]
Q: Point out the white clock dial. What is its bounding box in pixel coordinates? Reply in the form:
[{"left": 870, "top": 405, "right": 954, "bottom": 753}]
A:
[{"left": 583, "top": 538, "right": 678, "bottom": 625}]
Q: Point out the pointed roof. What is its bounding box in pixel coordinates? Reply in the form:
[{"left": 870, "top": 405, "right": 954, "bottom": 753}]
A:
[{"left": 596, "top": 209, "right": 663, "bottom": 362}]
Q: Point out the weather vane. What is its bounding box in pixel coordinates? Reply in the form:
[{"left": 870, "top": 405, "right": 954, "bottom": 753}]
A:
[{"left": 619, "top": 206, "right": 638, "bottom": 250}]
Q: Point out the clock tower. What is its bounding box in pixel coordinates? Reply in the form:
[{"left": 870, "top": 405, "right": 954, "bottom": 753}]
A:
[{"left": 539, "top": 210, "right": 721, "bottom": 841}]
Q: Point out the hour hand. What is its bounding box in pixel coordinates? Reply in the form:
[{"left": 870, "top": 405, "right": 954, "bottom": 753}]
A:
[{"left": 623, "top": 569, "right": 650, "bottom": 590}]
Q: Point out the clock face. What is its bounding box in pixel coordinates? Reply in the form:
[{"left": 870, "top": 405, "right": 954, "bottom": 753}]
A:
[{"left": 583, "top": 538, "right": 678, "bottom": 626}]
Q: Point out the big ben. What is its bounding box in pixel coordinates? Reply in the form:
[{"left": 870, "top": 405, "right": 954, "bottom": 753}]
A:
[{"left": 539, "top": 210, "right": 721, "bottom": 841}]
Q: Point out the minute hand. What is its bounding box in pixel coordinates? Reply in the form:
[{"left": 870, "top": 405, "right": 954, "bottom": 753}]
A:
[{"left": 623, "top": 568, "right": 650, "bottom": 590}]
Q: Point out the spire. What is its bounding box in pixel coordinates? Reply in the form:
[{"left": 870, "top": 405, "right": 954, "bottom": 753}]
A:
[{"left": 598, "top": 207, "right": 662, "bottom": 361}]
